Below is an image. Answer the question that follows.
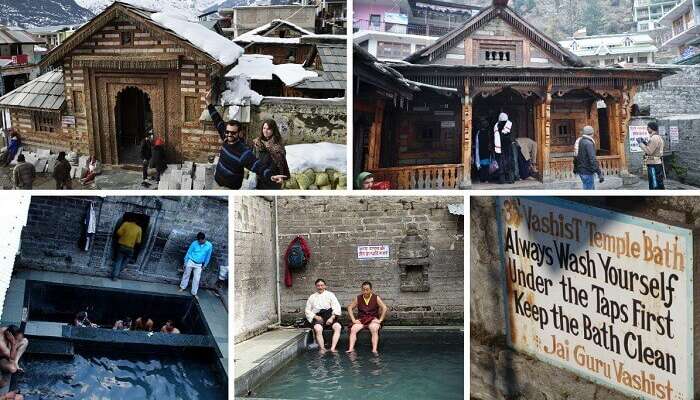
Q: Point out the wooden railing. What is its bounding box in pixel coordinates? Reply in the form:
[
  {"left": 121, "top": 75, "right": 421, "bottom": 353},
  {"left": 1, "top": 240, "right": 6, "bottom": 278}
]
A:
[
  {"left": 370, "top": 164, "right": 464, "bottom": 190},
  {"left": 550, "top": 155, "right": 622, "bottom": 180}
]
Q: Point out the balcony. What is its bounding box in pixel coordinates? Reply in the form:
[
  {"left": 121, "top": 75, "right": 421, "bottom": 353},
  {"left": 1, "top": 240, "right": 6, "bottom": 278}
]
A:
[{"left": 353, "top": 19, "right": 454, "bottom": 37}]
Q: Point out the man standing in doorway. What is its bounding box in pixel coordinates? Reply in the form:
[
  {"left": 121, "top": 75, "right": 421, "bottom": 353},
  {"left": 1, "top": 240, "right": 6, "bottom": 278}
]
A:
[
  {"left": 638, "top": 121, "right": 665, "bottom": 190},
  {"left": 180, "top": 232, "right": 213, "bottom": 298},
  {"left": 204, "top": 89, "right": 286, "bottom": 189},
  {"left": 112, "top": 216, "right": 142, "bottom": 280},
  {"left": 305, "top": 278, "right": 342, "bottom": 352},
  {"left": 574, "top": 126, "right": 604, "bottom": 190}
]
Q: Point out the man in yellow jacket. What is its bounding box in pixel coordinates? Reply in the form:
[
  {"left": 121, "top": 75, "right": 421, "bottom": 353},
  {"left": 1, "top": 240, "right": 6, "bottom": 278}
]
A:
[{"left": 112, "top": 216, "right": 142, "bottom": 280}]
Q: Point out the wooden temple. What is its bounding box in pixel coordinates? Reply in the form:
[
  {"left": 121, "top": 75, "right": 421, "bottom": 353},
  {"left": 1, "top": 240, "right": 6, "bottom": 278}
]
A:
[{"left": 354, "top": 0, "right": 673, "bottom": 189}]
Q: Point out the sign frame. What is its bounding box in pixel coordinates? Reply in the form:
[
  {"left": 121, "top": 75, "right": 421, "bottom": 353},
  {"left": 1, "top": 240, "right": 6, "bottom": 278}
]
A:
[
  {"left": 356, "top": 245, "right": 391, "bottom": 260},
  {"left": 495, "top": 196, "right": 694, "bottom": 400}
]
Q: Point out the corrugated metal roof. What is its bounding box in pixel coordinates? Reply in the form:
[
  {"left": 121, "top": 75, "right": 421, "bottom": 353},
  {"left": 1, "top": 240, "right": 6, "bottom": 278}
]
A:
[
  {"left": 0, "top": 27, "right": 42, "bottom": 45},
  {"left": 0, "top": 69, "right": 65, "bottom": 110},
  {"left": 294, "top": 43, "right": 346, "bottom": 90}
]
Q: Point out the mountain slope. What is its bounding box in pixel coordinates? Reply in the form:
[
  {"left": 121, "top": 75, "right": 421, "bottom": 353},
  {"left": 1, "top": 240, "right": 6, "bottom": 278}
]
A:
[
  {"left": 75, "top": 0, "right": 228, "bottom": 15},
  {"left": 0, "top": 0, "right": 94, "bottom": 27},
  {"left": 470, "top": 0, "right": 635, "bottom": 40}
]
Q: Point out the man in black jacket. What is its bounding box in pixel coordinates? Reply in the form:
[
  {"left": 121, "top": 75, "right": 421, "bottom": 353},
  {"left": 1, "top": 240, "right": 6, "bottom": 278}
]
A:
[
  {"left": 574, "top": 125, "right": 604, "bottom": 190},
  {"left": 205, "top": 90, "right": 285, "bottom": 189},
  {"left": 140, "top": 131, "right": 153, "bottom": 187}
]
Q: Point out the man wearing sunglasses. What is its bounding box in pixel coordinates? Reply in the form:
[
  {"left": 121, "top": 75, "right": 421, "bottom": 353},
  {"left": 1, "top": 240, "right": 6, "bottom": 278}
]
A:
[{"left": 205, "top": 89, "right": 286, "bottom": 189}]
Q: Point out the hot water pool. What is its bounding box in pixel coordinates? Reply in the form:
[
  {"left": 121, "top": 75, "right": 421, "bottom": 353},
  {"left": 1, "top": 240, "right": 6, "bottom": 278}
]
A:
[{"left": 248, "top": 330, "right": 463, "bottom": 400}]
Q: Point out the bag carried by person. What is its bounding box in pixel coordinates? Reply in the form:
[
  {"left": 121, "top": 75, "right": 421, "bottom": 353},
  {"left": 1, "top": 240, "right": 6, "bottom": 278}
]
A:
[{"left": 489, "top": 157, "right": 499, "bottom": 175}]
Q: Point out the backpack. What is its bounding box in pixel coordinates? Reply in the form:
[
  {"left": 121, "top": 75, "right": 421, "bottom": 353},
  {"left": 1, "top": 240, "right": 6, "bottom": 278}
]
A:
[{"left": 287, "top": 241, "right": 307, "bottom": 269}]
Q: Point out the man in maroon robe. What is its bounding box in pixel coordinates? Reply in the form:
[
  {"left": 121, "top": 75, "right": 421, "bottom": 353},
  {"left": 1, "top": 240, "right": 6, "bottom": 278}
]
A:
[{"left": 346, "top": 281, "right": 388, "bottom": 354}]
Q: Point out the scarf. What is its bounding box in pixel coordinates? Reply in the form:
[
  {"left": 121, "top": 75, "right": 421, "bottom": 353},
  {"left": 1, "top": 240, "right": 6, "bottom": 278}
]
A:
[{"left": 493, "top": 120, "right": 512, "bottom": 154}]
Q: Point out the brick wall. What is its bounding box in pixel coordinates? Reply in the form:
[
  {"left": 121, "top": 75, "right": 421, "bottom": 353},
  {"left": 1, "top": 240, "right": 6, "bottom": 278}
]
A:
[
  {"left": 635, "top": 65, "right": 700, "bottom": 117},
  {"left": 276, "top": 196, "right": 464, "bottom": 326},
  {"left": 18, "top": 196, "right": 228, "bottom": 288},
  {"left": 233, "top": 196, "right": 278, "bottom": 343}
]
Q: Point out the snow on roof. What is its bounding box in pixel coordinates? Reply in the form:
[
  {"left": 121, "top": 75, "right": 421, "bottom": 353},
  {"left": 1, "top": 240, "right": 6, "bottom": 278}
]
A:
[
  {"left": 236, "top": 19, "right": 312, "bottom": 38},
  {"left": 560, "top": 33, "right": 656, "bottom": 54},
  {"left": 220, "top": 76, "right": 263, "bottom": 106},
  {"left": 225, "top": 54, "right": 318, "bottom": 86},
  {"left": 234, "top": 35, "right": 303, "bottom": 44},
  {"left": 151, "top": 11, "right": 243, "bottom": 66},
  {"left": 286, "top": 142, "right": 347, "bottom": 173}
]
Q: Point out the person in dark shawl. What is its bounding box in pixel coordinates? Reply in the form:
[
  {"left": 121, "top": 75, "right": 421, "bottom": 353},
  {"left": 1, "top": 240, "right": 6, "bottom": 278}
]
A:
[
  {"left": 253, "top": 119, "right": 290, "bottom": 190},
  {"left": 494, "top": 112, "right": 515, "bottom": 184},
  {"left": 346, "top": 281, "right": 388, "bottom": 354},
  {"left": 473, "top": 118, "right": 493, "bottom": 182}
]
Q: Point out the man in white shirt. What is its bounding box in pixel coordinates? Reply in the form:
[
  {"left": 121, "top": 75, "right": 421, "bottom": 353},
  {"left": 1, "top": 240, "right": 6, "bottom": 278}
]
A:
[{"left": 305, "top": 278, "right": 342, "bottom": 352}]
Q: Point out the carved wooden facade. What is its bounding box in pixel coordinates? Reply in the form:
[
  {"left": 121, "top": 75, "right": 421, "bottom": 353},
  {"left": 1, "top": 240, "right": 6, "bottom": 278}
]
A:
[
  {"left": 359, "top": 1, "right": 670, "bottom": 189},
  {"left": 7, "top": 2, "right": 230, "bottom": 164}
]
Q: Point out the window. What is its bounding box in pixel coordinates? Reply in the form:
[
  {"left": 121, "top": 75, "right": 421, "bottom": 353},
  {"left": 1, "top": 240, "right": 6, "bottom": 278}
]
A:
[
  {"left": 121, "top": 31, "right": 133, "bottom": 46},
  {"left": 627, "top": 56, "right": 634, "bottom": 63},
  {"left": 73, "top": 91, "right": 84, "bottom": 114},
  {"left": 184, "top": 96, "right": 200, "bottom": 123},
  {"left": 478, "top": 41, "right": 517, "bottom": 66},
  {"left": 377, "top": 41, "right": 411, "bottom": 59},
  {"left": 552, "top": 120, "right": 576, "bottom": 146},
  {"left": 369, "top": 14, "right": 381, "bottom": 29},
  {"left": 624, "top": 37, "right": 633, "bottom": 46},
  {"left": 33, "top": 112, "right": 59, "bottom": 133},
  {"left": 638, "top": 56, "right": 648, "bottom": 63}
]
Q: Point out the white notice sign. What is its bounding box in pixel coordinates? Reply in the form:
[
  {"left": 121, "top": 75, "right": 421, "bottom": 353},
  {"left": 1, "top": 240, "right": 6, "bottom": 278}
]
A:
[
  {"left": 629, "top": 125, "right": 649, "bottom": 153},
  {"left": 670, "top": 126, "right": 679, "bottom": 144},
  {"left": 357, "top": 245, "right": 390, "bottom": 259},
  {"left": 497, "top": 197, "right": 692, "bottom": 400}
]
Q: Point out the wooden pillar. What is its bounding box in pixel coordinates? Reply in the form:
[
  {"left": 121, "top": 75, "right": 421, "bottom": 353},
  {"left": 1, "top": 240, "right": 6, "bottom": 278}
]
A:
[
  {"left": 461, "top": 81, "right": 472, "bottom": 188},
  {"left": 617, "top": 85, "right": 635, "bottom": 175},
  {"left": 366, "top": 98, "right": 385, "bottom": 170},
  {"left": 537, "top": 81, "right": 552, "bottom": 182}
]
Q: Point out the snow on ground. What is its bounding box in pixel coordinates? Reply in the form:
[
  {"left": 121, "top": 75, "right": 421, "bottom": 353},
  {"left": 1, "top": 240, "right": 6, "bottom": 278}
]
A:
[
  {"left": 226, "top": 54, "right": 317, "bottom": 85},
  {"left": 152, "top": 11, "right": 243, "bottom": 66},
  {"left": 286, "top": 143, "right": 346, "bottom": 173}
]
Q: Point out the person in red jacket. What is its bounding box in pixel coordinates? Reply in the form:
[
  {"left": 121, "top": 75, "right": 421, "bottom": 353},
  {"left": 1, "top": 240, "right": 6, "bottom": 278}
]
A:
[{"left": 346, "top": 281, "right": 387, "bottom": 354}]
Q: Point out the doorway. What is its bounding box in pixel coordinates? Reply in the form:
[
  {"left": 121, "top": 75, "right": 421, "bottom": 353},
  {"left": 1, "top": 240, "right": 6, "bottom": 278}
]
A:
[
  {"left": 112, "top": 212, "right": 151, "bottom": 266},
  {"left": 115, "top": 87, "right": 152, "bottom": 164}
]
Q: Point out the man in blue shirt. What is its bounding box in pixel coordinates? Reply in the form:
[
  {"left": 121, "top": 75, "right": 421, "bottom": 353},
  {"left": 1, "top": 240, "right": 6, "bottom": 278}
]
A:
[{"left": 179, "top": 232, "right": 213, "bottom": 298}]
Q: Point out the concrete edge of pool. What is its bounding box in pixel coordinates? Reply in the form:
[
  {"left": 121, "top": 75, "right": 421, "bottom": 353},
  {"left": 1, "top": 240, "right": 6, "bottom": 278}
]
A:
[
  {"left": 233, "top": 325, "right": 464, "bottom": 398},
  {"left": 0, "top": 270, "right": 229, "bottom": 390}
]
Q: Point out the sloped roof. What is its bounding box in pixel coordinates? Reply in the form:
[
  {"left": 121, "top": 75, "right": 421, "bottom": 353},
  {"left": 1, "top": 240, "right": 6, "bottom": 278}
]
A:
[
  {"left": 40, "top": 1, "right": 241, "bottom": 70},
  {"left": 0, "top": 27, "right": 42, "bottom": 45},
  {"left": 0, "top": 69, "right": 65, "bottom": 110},
  {"left": 560, "top": 33, "right": 657, "bottom": 57},
  {"left": 293, "top": 41, "right": 346, "bottom": 90},
  {"left": 234, "top": 19, "right": 314, "bottom": 44},
  {"left": 404, "top": 3, "right": 585, "bottom": 67}
]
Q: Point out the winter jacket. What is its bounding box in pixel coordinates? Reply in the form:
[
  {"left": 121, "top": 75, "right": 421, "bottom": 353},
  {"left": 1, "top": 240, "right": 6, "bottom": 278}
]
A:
[
  {"left": 574, "top": 135, "right": 601, "bottom": 176},
  {"left": 140, "top": 138, "right": 152, "bottom": 161},
  {"left": 640, "top": 133, "right": 664, "bottom": 165},
  {"left": 12, "top": 162, "right": 35, "bottom": 189},
  {"left": 150, "top": 145, "right": 167, "bottom": 173},
  {"left": 53, "top": 159, "right": 72, "bottom": 183},
  {"left": 207, "top": 104, "right": 272, "bottom": 189},
  {"left": 254, "top": 138, "right": 290, "bottom": 190}
]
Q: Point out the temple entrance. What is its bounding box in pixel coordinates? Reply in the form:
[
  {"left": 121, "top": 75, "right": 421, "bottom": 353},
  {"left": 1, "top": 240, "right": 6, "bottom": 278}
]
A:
[
  {"left": 115, "top": 87, "right": 152, "bottom": 164},
  {"left": 471, "top": 88, "right": 538, "bottom": 184}
]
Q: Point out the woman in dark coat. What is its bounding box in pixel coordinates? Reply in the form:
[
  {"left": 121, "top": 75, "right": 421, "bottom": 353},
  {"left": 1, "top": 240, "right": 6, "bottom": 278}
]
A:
[
  {"left": 253, "top": 119, "right": 290, "bottom": 190},
  {"left": 494, "top": 113, "right": 515, "bottom": 184}
]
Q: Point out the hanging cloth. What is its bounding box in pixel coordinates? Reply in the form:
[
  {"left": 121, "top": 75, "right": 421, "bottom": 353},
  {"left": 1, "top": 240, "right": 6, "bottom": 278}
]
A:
[{"left": 83, "top": 202, "right": 97, "bottom": 251}]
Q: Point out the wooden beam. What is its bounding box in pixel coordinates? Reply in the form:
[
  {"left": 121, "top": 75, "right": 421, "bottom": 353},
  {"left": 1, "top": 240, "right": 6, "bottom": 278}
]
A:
[
  {"left": 540, "top": 81, "right": 552, "bottom": 182},
  {"left": 366, "top": 98, "right": 385, "bottom": 170},
  {"left": 461, "top": 80, "right": 472, "bottom": 188},
  {"left": 617, "top": 84, "right": 635, "bottom": 175}
]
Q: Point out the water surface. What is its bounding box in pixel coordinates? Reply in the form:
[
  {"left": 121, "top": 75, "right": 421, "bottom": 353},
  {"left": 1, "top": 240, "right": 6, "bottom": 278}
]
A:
[
  {"left": 251, "top": 331, "right": 463, "bottom": 400},
  {"left": 16, "top": 353, "right": 226, "bottom": 400}
]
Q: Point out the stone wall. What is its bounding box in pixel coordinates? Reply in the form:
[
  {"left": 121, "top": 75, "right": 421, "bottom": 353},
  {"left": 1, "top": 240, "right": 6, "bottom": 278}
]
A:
[
  {"left": 635, "top": 65, "right": 700, "bottom": 117},
  {"left": 233, "top": 196, "right": 278, "bottom": 343},
  {"left": 628, "top": 115, "right": 700, "bottom": 185},
  {"left": 470, "top": 196, "right": 700, "bottom": 400},
  {"left": 276, "top": 196, "right": 464, "bottom": 326},
  {"left": 249, "top": 97, "right": 346, "bottom": 145},
  {"left": 17, "top": 196, "right": 228, "bottom": 288}
]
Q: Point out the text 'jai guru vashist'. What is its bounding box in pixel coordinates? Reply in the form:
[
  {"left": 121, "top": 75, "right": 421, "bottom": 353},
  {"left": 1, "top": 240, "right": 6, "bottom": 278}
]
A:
[{"left": 501, "top": 201, "right": 686, "bottom": 400}]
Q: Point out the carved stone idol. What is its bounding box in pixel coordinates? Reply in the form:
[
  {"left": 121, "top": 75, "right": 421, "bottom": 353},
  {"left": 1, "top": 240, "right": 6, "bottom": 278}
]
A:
[{"left": 397, "top": 223, "right": 430, "bottom": 292}]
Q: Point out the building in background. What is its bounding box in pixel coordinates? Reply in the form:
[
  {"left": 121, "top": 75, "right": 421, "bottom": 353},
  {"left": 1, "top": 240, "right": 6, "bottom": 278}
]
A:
[
  {"left": 0, "top": 26, "right": 42, "bottom": 96},
  {"left": 218, "top": 4, "right": 318, "bottom": 38},
  {"left": 633, "top": 0, "right": 683, "bottom": 31},
  {"left": 317, "top": 0, "right": 347, "bottom": 34},
  {"left": 27, "top": 24, "right": 82, "bottom": 50},
  {"left": 353, "top": 0, "right": 480, "bottom": 60},
  {"left": 559, "top": 32, "right": 658, "bottom": 66},
  {"left": 657, "top": 0, "right": 700, "bottom": 64}
]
